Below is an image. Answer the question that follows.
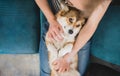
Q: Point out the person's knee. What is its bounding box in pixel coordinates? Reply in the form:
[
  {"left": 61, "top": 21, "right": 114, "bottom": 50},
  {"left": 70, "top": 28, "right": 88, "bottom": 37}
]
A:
[{"left": 40, "top": 69, "right": 50, "bottom": 76}]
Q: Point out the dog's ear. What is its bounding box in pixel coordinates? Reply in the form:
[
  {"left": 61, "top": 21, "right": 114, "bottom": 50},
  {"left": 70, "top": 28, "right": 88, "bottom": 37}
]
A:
[
  {"left": 58, "top": 11, "right": 66, "bottom": 16},
  {"left": 56, "top": 0, "right": 69, "bottom": 16},
  {"left": 79, "top": 18, "right": 86, "bottom": 26},
  {"left": 59, "top": 0, "right": 69, "bottom": 12}
]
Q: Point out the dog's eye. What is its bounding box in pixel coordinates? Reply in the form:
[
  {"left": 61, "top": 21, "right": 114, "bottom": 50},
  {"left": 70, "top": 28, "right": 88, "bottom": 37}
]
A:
[
  {"left": 69, "top": 18, "right": 73, "bottom": 23},
  {"left": 76, "top": 24, "right": 81, "bottom": 27}
]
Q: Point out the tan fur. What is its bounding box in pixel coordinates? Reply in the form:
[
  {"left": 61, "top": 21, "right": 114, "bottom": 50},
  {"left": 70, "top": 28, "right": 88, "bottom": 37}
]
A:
[
  {"left": 45, "top": 1, "right": 86, "bottom": 76},
  {"left": 63, "top": 42, "right": 74, "bottom": 49}
]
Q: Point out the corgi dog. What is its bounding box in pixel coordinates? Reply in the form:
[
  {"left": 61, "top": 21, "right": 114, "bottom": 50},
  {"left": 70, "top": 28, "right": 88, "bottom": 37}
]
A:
[{"left": 45, "top": 1, "right": 86, "bottom": 76}]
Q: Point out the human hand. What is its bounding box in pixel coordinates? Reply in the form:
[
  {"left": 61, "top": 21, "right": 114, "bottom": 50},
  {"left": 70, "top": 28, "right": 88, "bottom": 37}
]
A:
[
  {"left": 47, "top": 19, "right": 64, "bottom": 42},
  {"left": 52, "top": 53, "right": 73, "bottom": 73}
]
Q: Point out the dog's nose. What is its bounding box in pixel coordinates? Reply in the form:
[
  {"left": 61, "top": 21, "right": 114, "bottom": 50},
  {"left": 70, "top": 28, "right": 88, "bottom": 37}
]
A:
[{"left": 68, "top": 29, "right": 73, "bottom": 34}]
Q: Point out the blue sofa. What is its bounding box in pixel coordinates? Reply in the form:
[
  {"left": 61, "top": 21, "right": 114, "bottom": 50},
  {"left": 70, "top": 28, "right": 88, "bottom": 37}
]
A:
[
  {"left": 0, "top": 0, "right": 40, "bottom": 54},
  {"left": 0, "top": 0, "right": 40, "bottom": 76},
  {"left": 0, "top": 0, "right": 120, "bottom": 75}
]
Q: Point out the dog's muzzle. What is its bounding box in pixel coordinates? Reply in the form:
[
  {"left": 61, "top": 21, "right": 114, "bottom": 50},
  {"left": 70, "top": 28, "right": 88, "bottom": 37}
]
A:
[{"left": 68, "top": 29, "right": 73, "bottom": 34}]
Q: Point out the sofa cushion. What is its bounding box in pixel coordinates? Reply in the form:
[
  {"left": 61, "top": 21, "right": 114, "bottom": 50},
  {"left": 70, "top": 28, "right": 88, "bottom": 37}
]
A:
[
  {"left": 91, "top": 6, "right": 120, "bottom": 66},
  {"left": 0, "top": 0, "right": 40, "bottom": 54}
]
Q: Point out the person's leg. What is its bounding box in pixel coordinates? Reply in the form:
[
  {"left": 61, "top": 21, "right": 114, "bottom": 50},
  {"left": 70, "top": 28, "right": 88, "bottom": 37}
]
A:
[
  {"left": 40, "top": 70, "right": 50, "bottom": 76},
  {"left": 78, "top": 41, "right": 91, "bottom": 76},
  {"left": 39, "top": 22, "right": 51, "bottom": 76},
  {"left": 39, "top": 22, "right": 91, "bottom": 76}
]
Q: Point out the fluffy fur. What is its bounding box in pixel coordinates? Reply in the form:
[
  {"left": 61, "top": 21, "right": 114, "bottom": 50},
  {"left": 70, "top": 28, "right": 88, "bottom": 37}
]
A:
[{"left": 45, "top": 1, "right": 86, "bottom": 76}]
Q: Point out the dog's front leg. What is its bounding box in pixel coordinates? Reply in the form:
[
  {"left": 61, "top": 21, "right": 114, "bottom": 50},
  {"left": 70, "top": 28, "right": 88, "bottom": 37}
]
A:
[
  {"left": 58, "top": 43, "right": 80, "bottom": 76},
  {"left": 58, "top": 43, "right": 73, "bottom": 57}
]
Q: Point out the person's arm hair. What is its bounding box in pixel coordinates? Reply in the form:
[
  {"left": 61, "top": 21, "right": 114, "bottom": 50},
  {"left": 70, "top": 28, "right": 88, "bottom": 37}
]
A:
[
  {"left": 70, "top": 0, "right": 112, "bottom": 56},
  {"left": 35, "top": 0, "right": 64, "bottom": 41},
  {"left": 35, "top": 0, "right": 56, "bottom": 23}
]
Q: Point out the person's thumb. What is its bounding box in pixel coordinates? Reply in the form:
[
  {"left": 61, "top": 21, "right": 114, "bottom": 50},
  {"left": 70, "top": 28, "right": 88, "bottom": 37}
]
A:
[
  {"left": 52, "top": 61, "right": 58, "bottom": 65},
  {"left": 58, "top": 25, "right": 64, "bottom": 33}
]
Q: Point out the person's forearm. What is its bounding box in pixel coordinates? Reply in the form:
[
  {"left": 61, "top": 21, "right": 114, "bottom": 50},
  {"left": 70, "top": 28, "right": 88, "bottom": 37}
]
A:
[
  {"left": 35, "top": 0, "right": 56, "bottom": 23},
  {"left": 70, "top": 0, "right": 112, "bottom": 56}
]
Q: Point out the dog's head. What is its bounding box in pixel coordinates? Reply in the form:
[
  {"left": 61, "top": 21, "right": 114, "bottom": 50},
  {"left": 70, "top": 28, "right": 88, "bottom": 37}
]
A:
[{"left": 56, "top": 5, "right": 86, "bottom": 37}]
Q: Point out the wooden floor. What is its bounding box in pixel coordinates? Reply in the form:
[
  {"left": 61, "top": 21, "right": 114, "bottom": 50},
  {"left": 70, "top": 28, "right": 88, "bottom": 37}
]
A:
[{"left": 0, "top": 54, "right": 40, "bottom": 76}]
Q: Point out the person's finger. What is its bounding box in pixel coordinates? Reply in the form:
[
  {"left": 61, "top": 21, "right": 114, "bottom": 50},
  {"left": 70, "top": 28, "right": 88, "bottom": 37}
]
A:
[
  {"left": 49, "top": 25, "right": 63, "bottom": 41},
  {"left": 58, "top": 25, "right": 64, "bottom": 33},
  {"left": 53, "top": 61, "right": 61, "bottom": 71},
  {"left": 53, "top": 31, "right": 62, "bottom": 41},
  {"left": 65, "top": 68, "right": 68, "bottom": 72},
  {"left": 47, "top": 32, "right": 52, "bottom": 39},
  {"left": 66, "top": 66, "right": 70, "bottom": 72},
  {"left": 50, "top": 31, "right": 58, "bottom": 41},
  {"left": 54, "top": 65, "right": 59, "bottom": 71},
  {"left": 54, "top": 29, "right": 63, "bottom": 40},
  {"left": 48, "top": 26, "right": 57, "bottom": 41},
  {"left": 52, "top": 60, "right": 59, "bottom": 65},
  {"left": 58, "top": 68, "right": 63, "bottom": 73},
  {"left": 47, "top": 32, "right": 55, "bottom": 42},
  {"left": 52, "top": 61, "right": 57, "bottom": 65},
  {"left": 62, "top": 68, "right": 66, "bottom": 73}
]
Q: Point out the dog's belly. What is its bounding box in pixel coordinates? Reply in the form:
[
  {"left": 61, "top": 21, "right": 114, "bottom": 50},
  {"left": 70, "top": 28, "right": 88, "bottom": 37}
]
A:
[
  {"left": 54, "top": 39, "right": 73, "bottom": 57},
  {"left": 46, "top": 35, "right": 80, "bottom": 76},
  {"left": 53, "top": 41, "right": 64, "bottom": 50},
  {"left": 53, "top": 37, "right": 74, "bottom": 50}
]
